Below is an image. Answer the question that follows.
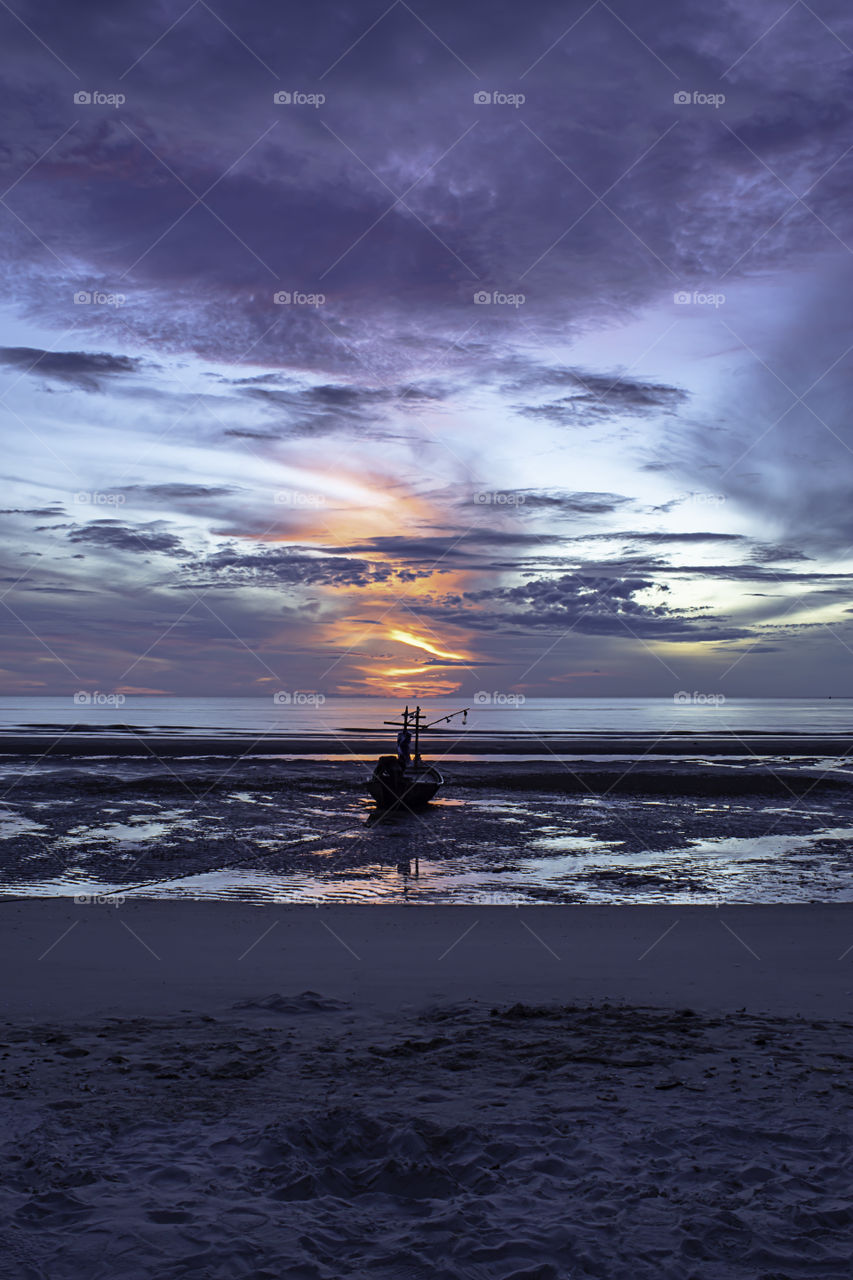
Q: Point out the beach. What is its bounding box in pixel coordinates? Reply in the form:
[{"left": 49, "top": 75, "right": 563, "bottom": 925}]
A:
[
  {"left": 5, "top": 899, "right": 853, "bottom": 1018},
  {"left": 3, "top": 0, "right": 852, "bottom": 1252},
  {"left": 2, "top": 753, "right": 853, "bottom": 905},
  {"left": 2, "top": 704, "right": 853, "bottom": 1276},
  {"left": 2, "top": 900, "right": 853, "bottom": 1278}
]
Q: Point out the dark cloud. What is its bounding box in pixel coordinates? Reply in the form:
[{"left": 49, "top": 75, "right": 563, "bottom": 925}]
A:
[
  {"left": 0, "top": 347, "right": 140, "bottom": 390},
  {"left": 672, "top": 564, "right": 853, "bottom": 585},
  {"left": 183, "top": 546, "right": 430, "bottom": 588},
  {"left": 456, "top": 572, "right": 751, "bottom": 641},
  {"left": 118, "top": 484, "right": 238, "bottom": 500},
  {"left": 235, "top": 378, "right": 452, "bottom": 438},
  {"left": 497, "top": 490, "right": 632, "bottom": 514},
  {"left": 543, "top": 530, "right": 744, "bottom": 545},
  {"left": 617, "top": 531, "right": 744, "bottom": 544},
  {"left": 748, "top": 544, "right": 813, "bottom": 564},
  {"left": 518, "top": 375, "right": 688, "bottom": 427},
  {"left": 330, "top": 531, "right": 562, "bottom": 564},
  {"left": 0, "top": 506, "right": 65, "bottom": 516},
  {"left": 67, "top": 521, "right": 185, "bottom": 553},
  {"left": 223, "top": 428, "right": 279, "bottom": 440},
  {"left": 5, "top": 0, "right": 851, "bottom": 375}
]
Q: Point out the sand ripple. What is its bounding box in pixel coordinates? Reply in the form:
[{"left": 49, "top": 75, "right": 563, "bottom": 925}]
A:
[{"left": 1, "top": 999, "right": 851, "bottom": 1277}]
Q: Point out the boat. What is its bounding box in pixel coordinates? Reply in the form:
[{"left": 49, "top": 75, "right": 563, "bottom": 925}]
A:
[
  {"left": 368, "top": 703, "right": 468, "bottom": 811},
  {"left": 368, "top": 755, "right": 444, "bottom": 810}
]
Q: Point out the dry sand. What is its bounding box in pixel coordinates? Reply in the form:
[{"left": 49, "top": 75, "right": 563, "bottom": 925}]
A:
[
  {"left": 2, "top": 902, "right": 852, "bottom": 1278},
  {"left": 3, "top": 901, "right": 853, "bottom": 1019}
]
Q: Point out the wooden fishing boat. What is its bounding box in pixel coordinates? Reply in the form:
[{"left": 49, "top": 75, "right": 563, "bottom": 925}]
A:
[
  {"left": 368, "top": 755, "right": 444, "bottom": 809},
  {"left": 368, "top": 703, "right": 468, "bottom": 811}
]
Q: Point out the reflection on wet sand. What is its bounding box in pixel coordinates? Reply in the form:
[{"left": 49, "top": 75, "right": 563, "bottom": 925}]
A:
[{"left": 2, "top": 757, "right": 853, "bottom": 904}]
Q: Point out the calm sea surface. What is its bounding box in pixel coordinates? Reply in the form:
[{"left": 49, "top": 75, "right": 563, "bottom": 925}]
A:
[{"left": 0, "top": 696, "right": 851, "bottom": 736}]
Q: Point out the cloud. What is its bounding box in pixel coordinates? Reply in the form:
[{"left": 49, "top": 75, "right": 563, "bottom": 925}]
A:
[
  {"left": 2, "top": 0, "right": 852, "bottom": 693},
  {"left": 493, "top": 490, "right": 633, "bottom": 514},
  {"left": 0, "top": 506, "right": 65, "bottom": 516},
  {"left": 183, "top": 546, "right": 408, "bottom": 588},
  {"left": 457, "top": 571, "right": 751, "bottom": 640},
  {"left": 233, "top": 378, "right": 453, "bottom": 438},
  {"left": 118, "top": 484, "right": 237, "bottom": 500},
  {"left": 518, "top": 374, "right": 689, "bottom": 427},
  {"left": 329, "top": 530, "right": 561, "bottom": 567},
  {"left": 616, "top": 531, "right": 744, "bottom": 544},
  {"left": 0, "top": 347, "right": 141, "bottom": 390},
  {"left": 223, "top": 428, "right": 279, "bottom": 440},
  {"left": 747, "top": 543, "right": 813, "bottom": 564},
  {"left": 555, "top": 530, "right": 745, "bottom": 545},
  {"left": 67, "top": 520, "right": 185, "bottom": 553},
  {"left": 6, "top": 0, "right": 851, "bottom": 379}
]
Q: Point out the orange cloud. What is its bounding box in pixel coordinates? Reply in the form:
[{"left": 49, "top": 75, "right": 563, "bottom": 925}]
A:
[
  {"left": 387, "top": 628, "right": 468, "bottom": 662},
  {"left": 233, "top": 460, "right": 487, "bottom": 694}
]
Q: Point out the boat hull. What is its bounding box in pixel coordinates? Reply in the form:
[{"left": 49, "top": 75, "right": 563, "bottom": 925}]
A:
[{"left": 368, "top": 756, "right": 443, "bottom": 810}]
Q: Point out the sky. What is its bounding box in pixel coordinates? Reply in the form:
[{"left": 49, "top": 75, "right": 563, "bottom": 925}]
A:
[{"left": 2, "top": 0, "right": 853, "bottom": 699}]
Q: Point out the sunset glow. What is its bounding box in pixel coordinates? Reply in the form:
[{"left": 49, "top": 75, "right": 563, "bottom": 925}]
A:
[
  {"left": 0, "top": 0, "right": 851, "bottom": 699},
  {"left": 387, "top": 630, "right": 470, "bottom": 663}
]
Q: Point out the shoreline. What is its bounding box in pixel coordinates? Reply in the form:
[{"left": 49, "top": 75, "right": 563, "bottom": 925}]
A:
[
  {"left": 4, "top": 899, "right": 853, "bottom": 1021},
  {"left": 3, "top": 754, "right": 853, "bottom": 904},
  {"left": 3, "top": 731, "right": 853, "bottom": 756}
]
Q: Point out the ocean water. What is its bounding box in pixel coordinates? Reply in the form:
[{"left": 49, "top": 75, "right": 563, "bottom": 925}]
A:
[
  {"left": 3, "top": 697, "right": 852, "bottom": 904},
  {"left": 0, "top": 695, "right": 850, "bottom": 736}
]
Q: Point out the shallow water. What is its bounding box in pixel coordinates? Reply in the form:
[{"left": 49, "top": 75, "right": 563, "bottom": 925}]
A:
[
  {"left": 1, "top": 757, "right": 852, "bottom": 905},
  {"left": 3, "top": 694, "right": 853, "bottom": 736}
]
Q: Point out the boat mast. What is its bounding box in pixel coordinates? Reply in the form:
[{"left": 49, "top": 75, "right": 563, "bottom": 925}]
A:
[{"left": 382, "top": 702, "right": 469, "bottom": 766}]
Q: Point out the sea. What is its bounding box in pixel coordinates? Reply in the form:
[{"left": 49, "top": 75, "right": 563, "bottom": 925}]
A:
[
  {"left": 1, "top": 698, "right": 852, "bottom": 906},
  {"left": 0, "top": 695, "right": 851, "bottom": 737}
]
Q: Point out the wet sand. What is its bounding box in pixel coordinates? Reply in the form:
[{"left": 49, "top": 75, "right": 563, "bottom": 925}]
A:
[
  {"left": 3, "top": 755, "right": 853, "bottom": 904},
  {"left": 5, "top": 741, "right": 853, "bottom": 902}
]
